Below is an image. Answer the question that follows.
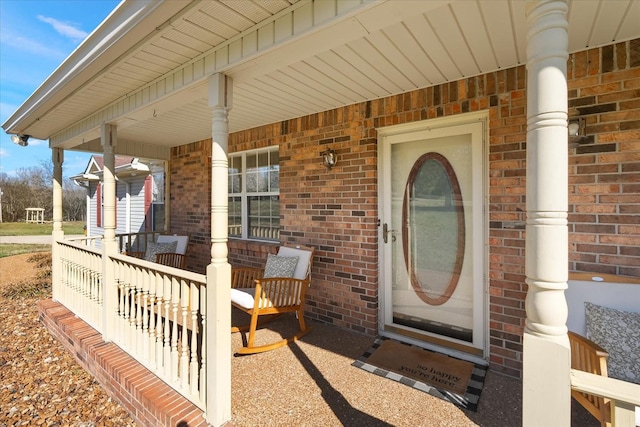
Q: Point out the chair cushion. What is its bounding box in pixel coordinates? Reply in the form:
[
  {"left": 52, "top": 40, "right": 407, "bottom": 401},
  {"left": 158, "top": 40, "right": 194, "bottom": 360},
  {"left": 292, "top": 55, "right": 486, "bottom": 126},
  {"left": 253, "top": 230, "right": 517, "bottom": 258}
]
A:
[
  {"left": 263, "top": 254, "right": 298, "bottom": 278},
  {"left": 231, "top": 286, "right": 301, "bottom": 310},
  {"left": 144, "top": 241, "right": 177, "bottom": 262},
  {"left": 231, "top": 288, "right": 256, "bottom": 309},
  {"left": 277, "top": 246, "right": 312, "bottom": 279},
  {"left": 157, "top": 235, "right": 189, "bottom": 255},
  {"left": 586, "top": 302, "right": 640, "bottom": 384}
]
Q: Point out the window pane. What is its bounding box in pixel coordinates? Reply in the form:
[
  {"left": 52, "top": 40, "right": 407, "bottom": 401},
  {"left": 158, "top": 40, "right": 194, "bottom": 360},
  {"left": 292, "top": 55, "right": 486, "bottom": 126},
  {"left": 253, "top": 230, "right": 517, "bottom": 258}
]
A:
[
  {"left": 152, "top": 172, "right": 164, "bottom": 203},
  {"left": 256, "top": 151, "right": 268, "bottom": 192},
  {"left": 228, "top": 196, "right": 242, "bottom": 236},
  {"left": 152, "top": 204, "right": 165, "bottom": 231},
  {"left": 269, "top": 151, "right": 279, "bottom": 192},
  {"left": 229, "top": 156, "right": 242, "bottom": 194},
  {"left": 270, "top": 164, "right": 279, "bottom": 191},
  {"left": 248, "top": 195, "right": 279, "bottom": 240},
  {"left": 246, "top": 153, "right": 257, "bottom": 192}
]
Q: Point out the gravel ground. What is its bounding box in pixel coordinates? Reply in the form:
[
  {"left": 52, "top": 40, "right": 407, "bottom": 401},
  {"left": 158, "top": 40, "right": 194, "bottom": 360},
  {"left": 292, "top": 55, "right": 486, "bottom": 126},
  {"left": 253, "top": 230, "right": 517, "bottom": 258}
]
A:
[{"left": 1, "top": 251, "right": 599, "bottom": 427}]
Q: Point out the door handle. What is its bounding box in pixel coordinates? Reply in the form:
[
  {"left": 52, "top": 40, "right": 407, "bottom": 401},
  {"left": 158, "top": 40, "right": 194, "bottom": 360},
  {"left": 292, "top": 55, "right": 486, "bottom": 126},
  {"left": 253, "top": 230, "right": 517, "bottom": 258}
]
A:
[{"left": 383, "top": 223, "right": 396, "bottom": 243}]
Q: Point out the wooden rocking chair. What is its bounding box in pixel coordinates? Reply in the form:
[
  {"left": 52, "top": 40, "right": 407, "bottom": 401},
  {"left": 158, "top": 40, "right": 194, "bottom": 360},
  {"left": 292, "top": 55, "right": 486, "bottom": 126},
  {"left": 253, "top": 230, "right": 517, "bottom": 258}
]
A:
[
  {"left": 231, "top": 243, "right": 314, "bottom": 354},
  {"left": 155, "top": 252, "right": 186, "bottom": 269},
  {"left": 569, "top": 331, "right": 611, "bottom": 427}
]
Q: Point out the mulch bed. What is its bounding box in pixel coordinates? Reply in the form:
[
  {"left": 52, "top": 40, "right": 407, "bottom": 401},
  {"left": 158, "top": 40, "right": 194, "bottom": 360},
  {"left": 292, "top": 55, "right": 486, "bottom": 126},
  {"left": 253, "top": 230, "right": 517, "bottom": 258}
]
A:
[{"left": 0, "top": 253, "right": 136, "bottom": 426}]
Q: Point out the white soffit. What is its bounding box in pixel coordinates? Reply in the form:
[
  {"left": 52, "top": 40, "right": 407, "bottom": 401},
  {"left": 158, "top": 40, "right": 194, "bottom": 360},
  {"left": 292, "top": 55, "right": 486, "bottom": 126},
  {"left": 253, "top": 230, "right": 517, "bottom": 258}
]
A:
[{"left": 4, "top": 0, "right": 639, "bottom": 152}]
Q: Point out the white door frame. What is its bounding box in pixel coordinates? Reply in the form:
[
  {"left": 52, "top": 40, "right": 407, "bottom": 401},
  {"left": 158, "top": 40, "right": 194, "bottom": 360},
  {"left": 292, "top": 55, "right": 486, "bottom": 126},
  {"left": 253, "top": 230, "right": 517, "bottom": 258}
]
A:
[{"left": 377, "top": 111, "right": 489, "bottom": 362}]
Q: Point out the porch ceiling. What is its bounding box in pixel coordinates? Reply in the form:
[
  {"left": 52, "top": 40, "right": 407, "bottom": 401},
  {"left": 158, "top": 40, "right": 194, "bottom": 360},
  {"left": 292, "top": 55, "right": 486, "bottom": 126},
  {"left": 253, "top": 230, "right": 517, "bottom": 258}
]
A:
[{"left": 3, "top": 0, "right": 639, "bottom": 154}]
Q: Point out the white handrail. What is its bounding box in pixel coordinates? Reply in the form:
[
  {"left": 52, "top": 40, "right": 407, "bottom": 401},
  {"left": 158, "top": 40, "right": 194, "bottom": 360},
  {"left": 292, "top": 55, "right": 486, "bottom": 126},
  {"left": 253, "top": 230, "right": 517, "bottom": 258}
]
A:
[{"left": 571, "top": 369, "right": 640, "bottom": 427}]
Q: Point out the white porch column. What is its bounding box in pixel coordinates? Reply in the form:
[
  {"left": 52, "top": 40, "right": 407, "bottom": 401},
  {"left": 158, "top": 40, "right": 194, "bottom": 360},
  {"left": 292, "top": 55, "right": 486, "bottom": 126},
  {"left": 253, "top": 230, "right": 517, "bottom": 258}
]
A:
[
  {"left": 205, "top": 73, "right": 232, "bottom": 426},
  {"left": 523, "top": 1, "right": 571, "bottom": 426},
  {"left": 51, "top": 148, "right": 64, "bottom": 301},
  {"left": 101, "top": 124, "right": 118, "bottom": 340}
]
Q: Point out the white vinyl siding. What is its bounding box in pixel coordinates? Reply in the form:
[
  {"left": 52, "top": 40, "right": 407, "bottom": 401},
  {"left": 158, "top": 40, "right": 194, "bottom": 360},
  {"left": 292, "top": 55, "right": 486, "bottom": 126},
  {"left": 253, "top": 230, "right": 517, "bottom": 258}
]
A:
[
  {"left": 116, "top": 182, "right": 127, "bottom": 234},
  {"left": 88, "top": 182, "right": 102, "bottom": 238},
  {"left": 129, "top": 176, "right": 147, "bottom": 233}
]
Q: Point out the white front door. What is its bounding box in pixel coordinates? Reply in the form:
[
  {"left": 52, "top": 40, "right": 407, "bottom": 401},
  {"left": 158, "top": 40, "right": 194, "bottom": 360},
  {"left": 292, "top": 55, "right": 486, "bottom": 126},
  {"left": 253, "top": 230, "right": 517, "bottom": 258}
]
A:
[{"left": 378, "top": 112, "right": 487, "bottom": 355}]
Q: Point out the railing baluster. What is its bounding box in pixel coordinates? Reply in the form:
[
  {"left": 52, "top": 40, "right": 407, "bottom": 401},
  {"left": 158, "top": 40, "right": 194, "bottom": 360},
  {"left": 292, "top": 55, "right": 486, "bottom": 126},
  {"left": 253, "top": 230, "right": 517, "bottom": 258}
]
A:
[
  {"left": 200, "top": 285, "right": 207, "bottom": 405},
  {"left": 180, "top": 278, "right": 189, "bottom": 390},
  {"left": 163, "top": 275, "right": 171, "bottom": 378},
  {"left": 190, "top": 282, "right": 200, "bottom": 397},
  {"left": 141, "top": 269, "right": 150, "bottom": 363},
  {"left": 171, "top": 276, "right": 179, "bottom": 382}
]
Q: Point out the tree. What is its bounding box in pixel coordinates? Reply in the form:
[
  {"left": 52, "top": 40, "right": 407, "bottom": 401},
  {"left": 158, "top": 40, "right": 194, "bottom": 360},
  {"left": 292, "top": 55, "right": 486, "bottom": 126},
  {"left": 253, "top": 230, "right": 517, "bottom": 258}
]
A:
[
  {"left": 63, "top": 178, "right": 86, "bottom": 221},
  {"left": 0, "top": 160, "right": 86, "bottom": 222}
]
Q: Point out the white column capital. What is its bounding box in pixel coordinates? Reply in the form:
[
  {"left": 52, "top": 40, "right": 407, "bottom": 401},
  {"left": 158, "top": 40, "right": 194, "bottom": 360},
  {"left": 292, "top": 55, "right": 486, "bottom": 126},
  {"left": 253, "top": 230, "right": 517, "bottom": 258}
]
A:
[
  {"left": 208, "top": 73, "right": 233, "bottom": 110},
  {"left": 101, "top": 123, "right": 117, "bottom": 149}
]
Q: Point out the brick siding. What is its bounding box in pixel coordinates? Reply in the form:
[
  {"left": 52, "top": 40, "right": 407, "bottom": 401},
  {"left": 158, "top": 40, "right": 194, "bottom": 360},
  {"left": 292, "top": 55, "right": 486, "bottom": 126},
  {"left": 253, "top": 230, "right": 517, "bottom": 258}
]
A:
[{"left": 169, "top": 39, "right": 640, "bottom": 379}]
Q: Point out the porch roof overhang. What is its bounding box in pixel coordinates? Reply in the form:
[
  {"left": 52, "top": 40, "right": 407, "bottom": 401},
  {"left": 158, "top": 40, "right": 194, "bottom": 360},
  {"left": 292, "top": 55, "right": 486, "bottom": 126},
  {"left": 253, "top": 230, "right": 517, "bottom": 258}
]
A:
[{"left": 2, "top": 0, "right": 639, "bottom": 156}]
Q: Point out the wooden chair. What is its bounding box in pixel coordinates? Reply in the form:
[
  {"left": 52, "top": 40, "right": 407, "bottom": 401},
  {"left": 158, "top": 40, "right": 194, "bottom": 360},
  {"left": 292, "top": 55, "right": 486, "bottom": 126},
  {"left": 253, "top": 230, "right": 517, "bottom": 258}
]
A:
[
  {"left": 569, "top": 331, "right": 611, "bottom": 427},
  {"left": 155, "top": 252, "right": 186, "bottom": 269},
  {"left": 231, "top": 243, "right": 315, "bottom": 354},
  {"left": 125, "top": 251, "right": 145, "bottom": 259}
]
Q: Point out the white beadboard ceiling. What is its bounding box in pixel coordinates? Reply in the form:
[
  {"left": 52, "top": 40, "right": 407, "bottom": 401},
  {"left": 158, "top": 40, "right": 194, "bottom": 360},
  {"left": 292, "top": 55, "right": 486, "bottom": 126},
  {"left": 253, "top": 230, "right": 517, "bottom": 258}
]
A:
[{"left": 3, "top": 0, "right": 640, "bottom": 154}]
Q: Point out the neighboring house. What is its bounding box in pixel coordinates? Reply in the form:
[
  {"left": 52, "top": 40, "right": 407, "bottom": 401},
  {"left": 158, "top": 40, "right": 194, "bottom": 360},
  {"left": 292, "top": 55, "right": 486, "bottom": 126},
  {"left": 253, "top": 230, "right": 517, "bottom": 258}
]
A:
[
  {"left": 71, "top": 155, "right": 166, "bottom": 239},
  {"left": 3, "top": 1, "right": 639, "bottom": 425}
]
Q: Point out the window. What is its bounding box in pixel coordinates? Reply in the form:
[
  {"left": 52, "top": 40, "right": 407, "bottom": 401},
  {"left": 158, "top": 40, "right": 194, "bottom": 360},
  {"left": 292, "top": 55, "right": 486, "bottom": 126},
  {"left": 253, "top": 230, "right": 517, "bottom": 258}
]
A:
[
  {"left": 151, "top": 169, "right": 165, "bottom": 231},
  {"left": 229, "top": 147, "right": 279, "bottom": 241}
]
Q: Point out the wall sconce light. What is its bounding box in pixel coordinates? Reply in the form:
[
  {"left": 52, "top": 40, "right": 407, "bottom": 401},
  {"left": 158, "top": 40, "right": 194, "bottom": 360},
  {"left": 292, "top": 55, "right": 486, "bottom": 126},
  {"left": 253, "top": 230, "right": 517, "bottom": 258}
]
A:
[
  {"left": 568, "top": 117, "right": 588, "bottom": 147},
  {"left": 321, "top": 148, "right": 337, "bottom": 171},
  {"left": 10, "top": 134, "right": 30, "bottom": 147}
]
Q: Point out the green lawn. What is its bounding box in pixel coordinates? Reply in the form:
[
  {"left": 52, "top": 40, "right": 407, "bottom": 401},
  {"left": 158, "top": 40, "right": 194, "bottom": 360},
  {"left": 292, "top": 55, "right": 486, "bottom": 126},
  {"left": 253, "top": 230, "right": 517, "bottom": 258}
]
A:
[
  {"left": 0, "top": 244, "right": 51, "bottom": 258},
  {"left": 0, "top": 221, "right": 85, "bottom": 236}
]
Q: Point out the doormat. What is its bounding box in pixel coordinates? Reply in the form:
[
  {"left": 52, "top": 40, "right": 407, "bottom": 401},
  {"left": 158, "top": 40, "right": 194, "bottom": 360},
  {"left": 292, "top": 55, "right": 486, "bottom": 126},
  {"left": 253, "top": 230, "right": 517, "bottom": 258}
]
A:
[{"left": 352, "top": 337, "right": 487, "bottom": 412}]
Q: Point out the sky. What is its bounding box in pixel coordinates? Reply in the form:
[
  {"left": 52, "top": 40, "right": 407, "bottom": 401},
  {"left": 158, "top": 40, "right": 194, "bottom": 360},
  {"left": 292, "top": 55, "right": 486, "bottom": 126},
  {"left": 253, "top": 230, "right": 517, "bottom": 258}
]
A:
[{"left": 0, "top": 0, "right": 121, "bottom": 178}]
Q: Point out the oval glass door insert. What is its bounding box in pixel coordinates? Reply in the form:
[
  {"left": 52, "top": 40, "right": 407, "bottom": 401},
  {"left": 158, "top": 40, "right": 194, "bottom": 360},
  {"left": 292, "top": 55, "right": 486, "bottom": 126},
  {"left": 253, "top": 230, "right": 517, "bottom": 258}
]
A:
[{"left": 402, "top": 152, "right": 465, "bottom": 306}]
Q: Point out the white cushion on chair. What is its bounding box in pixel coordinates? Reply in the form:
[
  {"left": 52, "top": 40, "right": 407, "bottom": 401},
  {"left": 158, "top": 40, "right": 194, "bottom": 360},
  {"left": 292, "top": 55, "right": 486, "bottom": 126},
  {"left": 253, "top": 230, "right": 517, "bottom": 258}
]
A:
[
  {"left": 231, "top": 288, "right": 256, "bottom": 309},
  {"left": 277, "top": 246, "right": 312, "bottom": 279},
  {"left": 231, "top": 286, "right": 300, "bottom": 310}
]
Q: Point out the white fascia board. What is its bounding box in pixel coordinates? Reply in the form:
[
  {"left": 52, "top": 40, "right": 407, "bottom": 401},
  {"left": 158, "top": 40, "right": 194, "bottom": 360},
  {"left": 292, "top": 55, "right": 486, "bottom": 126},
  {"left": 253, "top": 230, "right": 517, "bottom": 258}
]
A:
[
  {"left": 69, "top": 173, "right": 100, "bottom": 183},
  {"left": 1, "top": 0, "right": 192, "bottom": 138}
]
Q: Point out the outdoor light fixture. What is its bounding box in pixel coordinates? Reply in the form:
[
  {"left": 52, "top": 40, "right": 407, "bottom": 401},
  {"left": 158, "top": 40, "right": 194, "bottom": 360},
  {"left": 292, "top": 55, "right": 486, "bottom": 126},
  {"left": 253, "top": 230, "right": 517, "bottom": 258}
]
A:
[
  {"left": 10, "top": 134, "right": 30, "bottom": 147},
  {"left": 321, "top": 148, "right": 337, "bottom": 170},
  {"left": 568, "top": 117, "right": 588, "bottom": 146}
]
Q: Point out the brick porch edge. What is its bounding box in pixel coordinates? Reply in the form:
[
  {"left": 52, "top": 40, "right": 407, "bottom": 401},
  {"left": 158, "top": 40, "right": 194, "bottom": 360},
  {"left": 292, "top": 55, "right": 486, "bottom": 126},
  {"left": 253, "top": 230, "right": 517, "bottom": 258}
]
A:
[{"left": 37, "top": 299, "right": 210, "bottom": 427}]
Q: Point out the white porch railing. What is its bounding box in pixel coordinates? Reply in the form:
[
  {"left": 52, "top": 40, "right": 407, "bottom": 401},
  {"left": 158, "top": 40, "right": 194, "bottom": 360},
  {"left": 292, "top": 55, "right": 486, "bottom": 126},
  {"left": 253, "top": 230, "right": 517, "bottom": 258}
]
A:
[
  {"left": 57, "top": 238, "right": 104, "bottom": 331},
  {"left": 571, "top": 370, "right": 640, "bottom": 427},
  {"left": 54, "top": 236, "right": 207, "bottom": 410}
]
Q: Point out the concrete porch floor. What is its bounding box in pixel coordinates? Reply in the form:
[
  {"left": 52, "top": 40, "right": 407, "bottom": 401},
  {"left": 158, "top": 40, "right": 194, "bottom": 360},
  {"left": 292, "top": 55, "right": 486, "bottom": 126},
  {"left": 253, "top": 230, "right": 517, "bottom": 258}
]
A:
[{"left": 38, "top": 299, "right": 597, "bottom": 426}]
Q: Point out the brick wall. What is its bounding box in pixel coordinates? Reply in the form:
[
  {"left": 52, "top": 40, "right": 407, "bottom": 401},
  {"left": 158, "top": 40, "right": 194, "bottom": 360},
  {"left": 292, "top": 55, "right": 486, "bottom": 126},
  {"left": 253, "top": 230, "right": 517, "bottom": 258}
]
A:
[
  {"left": 568, "top": 40, "right": 640, "bottom": 278},
  {"left": 170, "top": 39, "right": 640, "bottom": 378},
  {"left": 169, "top": 140, "right": 212, "bottom": 272}
]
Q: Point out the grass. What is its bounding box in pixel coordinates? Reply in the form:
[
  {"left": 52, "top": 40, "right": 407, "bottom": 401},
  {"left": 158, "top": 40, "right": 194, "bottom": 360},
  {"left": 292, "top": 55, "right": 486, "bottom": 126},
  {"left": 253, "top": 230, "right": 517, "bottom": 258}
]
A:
[
  {"left": 0, "top": 221, "right": 85, "bottom": 236},
  {"left": 0, "top": 244, "right": 52, "bottom": 258}
]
